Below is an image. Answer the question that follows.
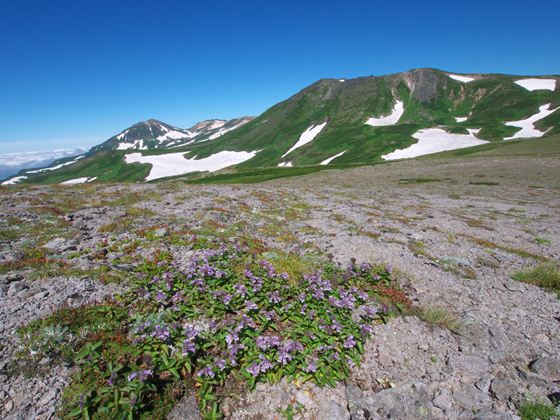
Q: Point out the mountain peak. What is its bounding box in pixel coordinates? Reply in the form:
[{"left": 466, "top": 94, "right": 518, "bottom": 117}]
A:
[{"left": 90, "top": 116, "right": 254, "bottom": 153}]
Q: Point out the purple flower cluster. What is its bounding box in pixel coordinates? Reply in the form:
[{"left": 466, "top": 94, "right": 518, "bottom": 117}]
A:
[
  {"left": 244, "top": 269, "right": 263, "bottom": 292},
  {"left": 152, "top": 324, "right": 170, "bottom": 341},
  {"left": 268, "top": 290, "right": 281, "bottom": 303},
  {"left": 128, "top": 369, "right": 152, "bottom": 382},
  {"left": 343, "top": 335, "right": 356, "bottom": 349},
  {"left": 197, "top": 366, "right": 215, "bottom": 378},
  {"left": 277, "top": 340, "right": 304, "bottom": 365},
  {"left": 246, "top": 355, "right": 275, "bottom": 377},
  {"left": 256, "top": 335, "right": 280, "bottom": 350},
  {"left": 182, "top": 324, "right": 199, "bottom": 355}
]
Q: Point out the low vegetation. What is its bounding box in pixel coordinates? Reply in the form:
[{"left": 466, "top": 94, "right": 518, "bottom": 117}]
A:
[
  {"left": 415, "top": 307, "right": 464, "bottom": 333},
  {"left": 518, "top": 400, "right": 558, "bottom": 420},
  {"left": 512, "top": 262, "right": 560, "bottom": 296},
  {"left": 16, "top": 235, "right": 406, "bottom": 418}
]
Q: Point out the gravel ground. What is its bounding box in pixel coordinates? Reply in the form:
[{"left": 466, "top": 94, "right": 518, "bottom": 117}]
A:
[{"left": 1, "top": 155, "right": 559, "bottom": 419}]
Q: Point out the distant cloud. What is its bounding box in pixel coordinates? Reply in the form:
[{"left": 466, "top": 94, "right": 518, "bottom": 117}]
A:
[{"left": 0, "top": 148, "right": 87, "bottom": 180}]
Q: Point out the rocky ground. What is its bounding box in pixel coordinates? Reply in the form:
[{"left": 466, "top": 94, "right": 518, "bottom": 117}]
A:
[{"left": 1, "top": 154, "right": 559, "bottom": 419}]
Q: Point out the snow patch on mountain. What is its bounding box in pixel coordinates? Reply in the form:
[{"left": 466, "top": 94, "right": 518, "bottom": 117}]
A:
[
  {"left": 26, "top": 155, "right": 85, "bottom": 174},
  {"left": 116, "top": 130, "right": 129, "bottom": 140},
  {"left": 156, "top": 129, "right": 192, "bottom": 142},
  {"left": 277, "top": 162, "right": 292, "bottom": 167},
  {"left": 117, "top": 140, "right": 148, "bottom": 150},
  {"left": 365, "top": 101, "right": 404, "bottom": 126},
  {"left": 514, "top": 78, "right": 556, "bottom": 92},
  {"left": 2, "top": 176, "right": 28, "bottom": 185},
  {"left": 60, "top": 177, "right": 97, "bottom": 185},
  {"left": 320, "top": 150, "right": 346, "bottom": 165},
  {"left": 504, "top": 103, "right": 559, "bottom": 140},
  {"left": 282, "top": 122, "right": 327, "bottom": 158},
  {"left": 382, "top": 128, "right": 488, "bottom": 160},
  {"left": 455, "top": 117, "right": 468, "bottom": 123},
  {"left": 124, "top": 150, "right": 259, "bottom": 181},
  {"left": 208, "top": 118, "right": 252, "bottom": 140},
  {"left": 448, "top": 74, "right": 475, "bottom": 83}
]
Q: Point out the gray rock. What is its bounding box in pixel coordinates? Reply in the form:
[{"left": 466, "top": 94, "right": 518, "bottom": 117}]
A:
[
  {"left": 517, "top": 368, "right": 553, "bottom": 389},
  {"left": 473, "top": 413, "right": 514, "bottom": 420},
  {"left": 529, "top": 357, "right": 560, "bottom": 381},
  {"left": 167, "top": 393, "right": 200, "bottom": 420},
  {"left": 0, "top": 273, "right": 24, "bottom": 284},
  {"left": 154, "top": 228, "right": 168, "bottom": 238},
  {"left": 43, "top": 237, "right": 77, "bottom": 252},
  {"left": 7, "top": 282, "right": 29, "bottom": 297},
  {"left": 452, "top": 387, "right": 493, "bottom": 412},
  {"left": 347, "top": 382, "right": 432, "bottom": 419},
  {"left": 489, "top": 375, "right": 518, "bottom": 402},
  {"left": 447, "top": 354, "right": 489, "bottom": 377}
]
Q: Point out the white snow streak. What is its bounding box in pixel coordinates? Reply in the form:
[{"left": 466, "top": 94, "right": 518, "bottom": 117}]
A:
[
  {"left": 277, "top": 162, "right": 293, "bottom": 167},
  {"left": 26, "top": 156, "right": 84, "bottom": 174},
  {"left": 208, "top": 119, "right": 251, "bottom": 140},
  {"left": 281, "top": 122, "right": 327, "bottom": 158},
  {"left": 117, "top": 140, "right": 147, "bottom": 150},
  {"left": 320, "top": 150, "right": 347, "bottom": 165},
  {"left": 365, "top": 101, "right": 404, "bottom": 127},
  {"left": 2, "top": 176, "right": 27, "bottom": 185},
  {"left": 448, "top": 74, "right": 475, "bottom": 83},
  {"left": 125, "top": 150, "right": 258, "bottom": 181},
  {"left": 514, "top": 78, "right": 556, "bottom": 92},
  {"left": 455, "top": 117, "right": 468, "bottom": 123},
  {"left": 156, "top": 130, "right": 192, "bottom": 142},
  {"left": 60, "top": 177, "right": 97, "bottom": 185},
  {"left": 382, "top": 128, "right": 488, "bottom": 160},
  {"left": 504, "top": 103, "right": 559, "bottom": 140}
]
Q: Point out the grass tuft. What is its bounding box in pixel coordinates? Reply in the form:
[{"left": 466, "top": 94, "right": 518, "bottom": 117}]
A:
[
  {"left": 415, "top": 307, "right": 464, "bottom": 333},
  {"left": 518, "top": 400, "right": 558, "bottom": 420},
  {"left": 512, "top": 262, "right": 560, "bottom": 296}
]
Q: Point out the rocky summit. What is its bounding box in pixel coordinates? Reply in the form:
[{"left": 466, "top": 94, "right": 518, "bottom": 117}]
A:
[{"left": 1, "top": 140, "right": 559, "bottom": 418}]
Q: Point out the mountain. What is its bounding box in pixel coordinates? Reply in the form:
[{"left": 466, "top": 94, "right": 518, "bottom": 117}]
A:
[
  {"left": 91, "top": 117, "right": 254, "bottom": 152},
  {"left": 4, "top": 68, "right": 559, "bottom": 185}
]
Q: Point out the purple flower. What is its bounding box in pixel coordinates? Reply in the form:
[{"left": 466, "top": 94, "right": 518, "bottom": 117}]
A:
[
  {"left": 361, "top": 305, "right": 378, "bottom": 318},
  {"left": 153, "top": 325, "right": 170, "bottom": 341},
  {"left": 360, "top": 324, "right": 374, "bottom": 336},
  {"left": 225, "top": 332, "right": 239, "bottom": 348},
  {"left": 107, "top": 372, "right": 117, "bottom": 386},
  {"left": 256, "top": 335, "right": 280, "bottom": 350},
  {"left": 235, "top": 283, "right": 247, "bottom": 297},
  {"left": 304, "top": 359, "right": 318, "bottom": 373},
  {"left": 329, "top": 297, "right": 342, "bottom": 308},
  {"left": 331, "top": 319, "right": 342, "bottom": 332},
  {"left": 184, "top": 325, "right": 198, "bottom": 340},
  {"left": 261, "top": 309, "right": 275, "bottom": 320},
  {"left": 245, "top": 301, "right": 258, "bottom": 311},
  {"left": 246, "top": 362, "right": 261, "bottom": 377},
  {"left": 156, "top": 291, "right": 166, "bottom": 301},
  {"left": 343, "top": 335, "right": 356, "bottom": 349},
  {"left": 278, "top": 349, "right": 292, "bottom": 365},
  {"left": 197, "top": 366, "right": 215, "bottom": 378},
  {"left": 269, "top": 291, "right": 281, "bottom": 304},
  {"left": 128, "top": 369, "right": 152, "bottom": 382},
  {"left": 222, "top": 294, "right": 233, "bottom": 305},
  {"left": 215, "top": 359, "right": 227, "bottom": 371},
  {"left": 182, "top": 339, "right": 196, "bottom": 355},
  {"left": 258, "top": 356, "right": 274, "bottom": 373}
]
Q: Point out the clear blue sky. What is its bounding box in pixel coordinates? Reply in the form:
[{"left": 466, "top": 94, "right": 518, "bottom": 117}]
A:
[{"left": 1, "top": 0, "right": 559, "bottom": 153}]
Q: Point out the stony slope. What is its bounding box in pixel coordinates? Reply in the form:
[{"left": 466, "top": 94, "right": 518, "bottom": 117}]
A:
[{"left": 1, "top": 147, "right": 559, "bottom": 418}]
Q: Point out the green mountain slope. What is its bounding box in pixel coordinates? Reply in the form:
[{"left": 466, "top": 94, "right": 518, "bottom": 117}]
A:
[{"left": 5, "top": 68, "right": 560, "bottom": 185}]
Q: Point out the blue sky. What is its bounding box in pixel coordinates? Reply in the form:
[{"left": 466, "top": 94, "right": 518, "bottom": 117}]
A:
[{"left": 1, "top": 0, "right": 559, "bottom": 154}]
